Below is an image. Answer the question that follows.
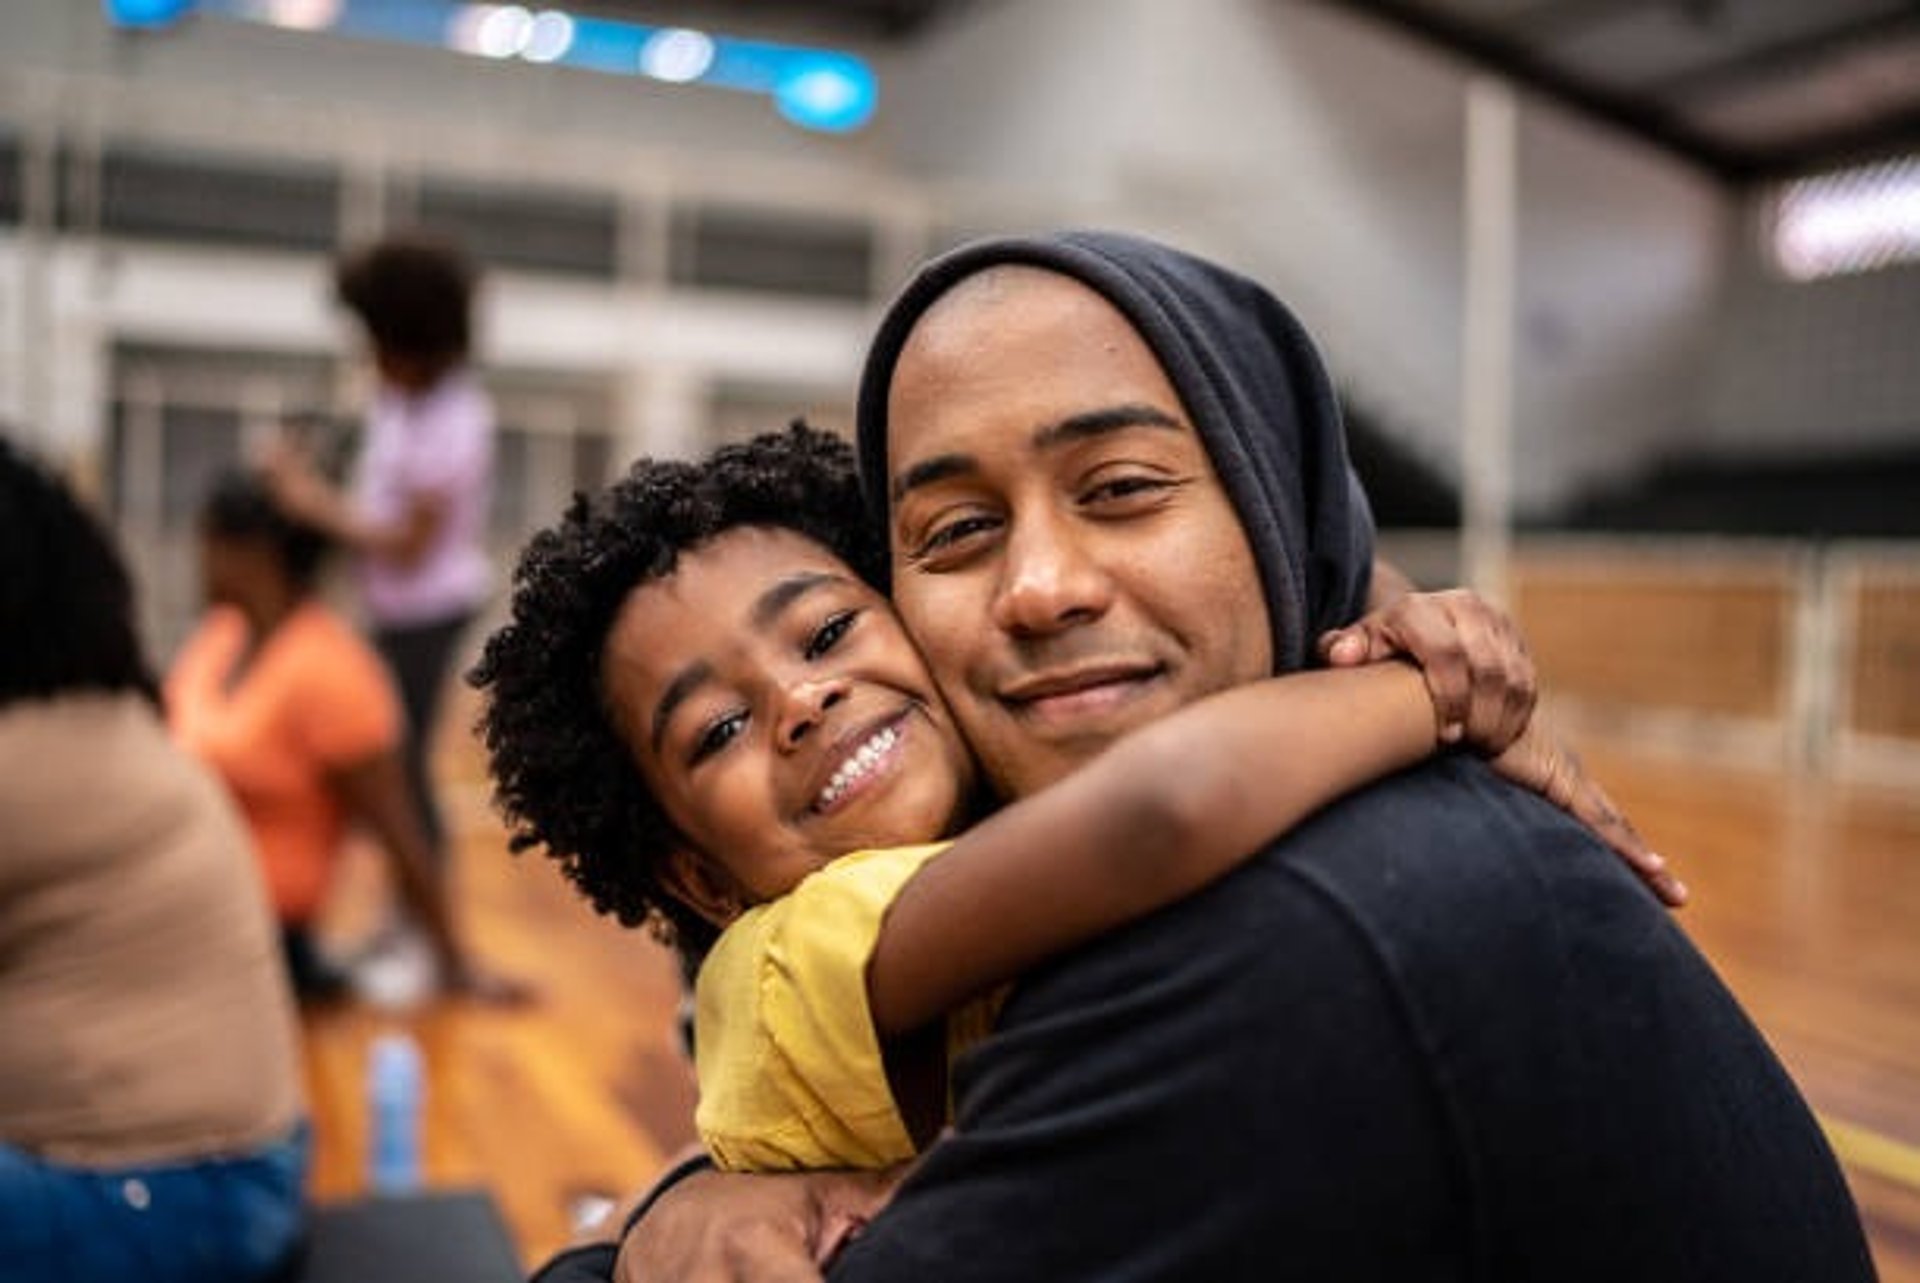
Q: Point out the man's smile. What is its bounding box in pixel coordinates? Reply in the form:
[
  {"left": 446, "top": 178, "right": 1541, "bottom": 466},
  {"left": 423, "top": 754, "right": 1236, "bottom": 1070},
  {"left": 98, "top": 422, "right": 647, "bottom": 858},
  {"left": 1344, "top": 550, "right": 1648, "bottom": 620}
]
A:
[{"left": 997, "top": 661, "right": 1169, "bottom": 728}]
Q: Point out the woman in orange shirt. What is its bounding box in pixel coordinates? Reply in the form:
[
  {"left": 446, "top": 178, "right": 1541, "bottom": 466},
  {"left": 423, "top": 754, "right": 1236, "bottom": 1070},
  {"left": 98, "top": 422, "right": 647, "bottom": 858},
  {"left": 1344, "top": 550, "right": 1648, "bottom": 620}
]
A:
[{"left": 168, "top": 472, "right": 507, "bottom": 1002}]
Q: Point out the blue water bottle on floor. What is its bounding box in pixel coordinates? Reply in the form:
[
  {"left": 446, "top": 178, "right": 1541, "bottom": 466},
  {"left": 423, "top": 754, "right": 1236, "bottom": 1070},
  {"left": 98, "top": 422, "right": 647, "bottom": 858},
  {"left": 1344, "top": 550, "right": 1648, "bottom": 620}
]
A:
[{"left": 368, "top": 1031, "right": 424, "bottom": 1194}]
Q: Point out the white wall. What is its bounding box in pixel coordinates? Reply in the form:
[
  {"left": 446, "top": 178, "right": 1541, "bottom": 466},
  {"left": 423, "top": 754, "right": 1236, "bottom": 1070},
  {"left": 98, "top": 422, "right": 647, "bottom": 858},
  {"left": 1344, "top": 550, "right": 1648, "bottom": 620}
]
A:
[
  {"left": 9, "top": 235, "right": 873, "bottom": 464},
  {"left": 1511, "top": 100, "right": 1728, "bottom": 502},
  {"left": 893, "top": 0, "right": 1734, "bottom": 512},
  {"left": 1703, "top": 258, "right": 1920, "bottom": 456},
  {"left": 1, "top": 0, "right": 1784, "bottom": 514},
  {"left": 885, "top": 0, "right": 1155, "bottom": 205},
  {"left": 0, "top": 1, "right": 907, "bottom": 473}
]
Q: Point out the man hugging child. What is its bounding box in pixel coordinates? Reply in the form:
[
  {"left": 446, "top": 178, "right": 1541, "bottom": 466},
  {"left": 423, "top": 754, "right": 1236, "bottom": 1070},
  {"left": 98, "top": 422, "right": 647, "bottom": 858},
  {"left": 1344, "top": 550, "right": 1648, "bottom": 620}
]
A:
[{"left": 473, "top": 423, "right": 1610, "bottom": 1180}]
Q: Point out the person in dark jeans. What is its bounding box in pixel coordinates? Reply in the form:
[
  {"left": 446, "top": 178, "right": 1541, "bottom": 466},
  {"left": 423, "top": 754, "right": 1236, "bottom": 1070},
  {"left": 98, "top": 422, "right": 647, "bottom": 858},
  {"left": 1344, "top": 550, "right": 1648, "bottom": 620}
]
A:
[
  {"left": 537, "top": 232, "right": 1872, "bottom": 1282},
  {"left": 371, "top": 608, "right": 474, "bottom": 854}
]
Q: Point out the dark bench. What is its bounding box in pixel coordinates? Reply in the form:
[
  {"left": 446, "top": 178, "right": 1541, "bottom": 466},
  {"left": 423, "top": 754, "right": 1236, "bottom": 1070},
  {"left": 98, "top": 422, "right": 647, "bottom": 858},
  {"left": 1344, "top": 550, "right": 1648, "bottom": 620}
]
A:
[{"left": 283, "top": 1189, "right": 523, "bottom": 1282}]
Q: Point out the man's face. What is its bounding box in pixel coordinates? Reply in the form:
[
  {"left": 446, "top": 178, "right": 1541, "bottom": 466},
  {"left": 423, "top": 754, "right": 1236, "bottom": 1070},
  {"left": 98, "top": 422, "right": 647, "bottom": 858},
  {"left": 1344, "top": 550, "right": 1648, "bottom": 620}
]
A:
[{"left": 883, "top": 268, "right": 1273, "bottom": 800}]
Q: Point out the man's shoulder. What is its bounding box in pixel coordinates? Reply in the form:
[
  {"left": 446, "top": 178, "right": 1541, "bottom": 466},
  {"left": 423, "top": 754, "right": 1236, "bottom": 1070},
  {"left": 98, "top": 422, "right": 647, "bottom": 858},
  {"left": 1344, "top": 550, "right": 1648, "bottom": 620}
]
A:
[
  {"left": 1240, "top": 755, "right": 1679, "bottom": 1007},
  {"left": 1268, "top": 754, "right": 1648, "bottom": 923},
  {"left": 992, "top": 754, "right": 1669, "bottom": 1056},
  {"left": 877, "top": 760, "right": 1873, "bottom": 1283}
]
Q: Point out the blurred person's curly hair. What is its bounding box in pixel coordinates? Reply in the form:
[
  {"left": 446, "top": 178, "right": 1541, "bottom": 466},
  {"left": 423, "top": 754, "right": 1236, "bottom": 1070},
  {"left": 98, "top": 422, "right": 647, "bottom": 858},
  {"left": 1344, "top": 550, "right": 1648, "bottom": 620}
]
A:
[
  {"left": 334, "top": 233, "right": 475, "bottom": 364},
  {"left": 0, "top": 435, "right": 159, "bottom": 710},
  {"left": 469, "top": 421, "right": 882, "bottom": 962}
]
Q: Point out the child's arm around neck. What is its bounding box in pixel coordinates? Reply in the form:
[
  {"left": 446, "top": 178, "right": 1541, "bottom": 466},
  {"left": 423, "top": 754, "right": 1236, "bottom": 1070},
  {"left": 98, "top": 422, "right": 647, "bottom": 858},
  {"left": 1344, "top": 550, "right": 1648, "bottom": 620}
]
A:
[{"left": 865, "top": 662, "right": 1438, "bottom": 1037}]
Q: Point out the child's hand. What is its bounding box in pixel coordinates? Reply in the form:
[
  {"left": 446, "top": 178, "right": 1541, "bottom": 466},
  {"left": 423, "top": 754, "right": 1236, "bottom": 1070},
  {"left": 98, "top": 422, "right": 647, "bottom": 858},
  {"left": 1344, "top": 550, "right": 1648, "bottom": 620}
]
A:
[
  {"left": 1489, "top": 719, "right": 1688, "bottom": 908},
  {"left": 1322, "top": 589, "right": 1687, "bottom": 909},
  {"left": 1318, "top": 588, "right": 1534, "bottom": 752}
]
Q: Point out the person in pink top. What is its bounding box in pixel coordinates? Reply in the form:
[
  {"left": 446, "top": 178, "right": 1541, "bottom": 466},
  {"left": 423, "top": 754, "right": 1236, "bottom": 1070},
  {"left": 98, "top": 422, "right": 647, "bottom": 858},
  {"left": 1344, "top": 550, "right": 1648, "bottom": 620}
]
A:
[{"left": 267, "top": 234, "right": 495, "bottom": 863}]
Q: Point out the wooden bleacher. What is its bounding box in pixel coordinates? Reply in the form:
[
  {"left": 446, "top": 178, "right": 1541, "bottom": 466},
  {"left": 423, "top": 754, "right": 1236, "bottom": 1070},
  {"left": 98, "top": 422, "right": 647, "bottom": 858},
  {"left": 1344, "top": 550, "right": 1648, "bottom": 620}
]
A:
[{"left": 1510, "top": 538, "right": 1920, "bottom": 776}]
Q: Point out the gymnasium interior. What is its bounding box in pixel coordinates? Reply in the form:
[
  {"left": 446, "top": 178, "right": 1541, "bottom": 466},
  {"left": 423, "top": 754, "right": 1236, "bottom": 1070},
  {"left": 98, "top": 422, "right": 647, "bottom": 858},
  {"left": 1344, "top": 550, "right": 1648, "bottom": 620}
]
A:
[{"left": 2, "top": 1, "right": 1916, "bottom": 1278}]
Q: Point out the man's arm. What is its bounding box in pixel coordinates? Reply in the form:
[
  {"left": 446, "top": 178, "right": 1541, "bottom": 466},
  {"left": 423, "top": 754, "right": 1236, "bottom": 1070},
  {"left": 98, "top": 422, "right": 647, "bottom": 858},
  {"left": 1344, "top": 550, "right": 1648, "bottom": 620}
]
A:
[
  {"left": 529, "top": 1154, "right": 707, "bottom": 1283},
  {"left": 612, "top": 1166, "right": 902, "bottom": 1283},
  {"left": 530, "top": 1243, "right": 616, "bottom": 1283},
  {"left": 526, "top": 1157, "right": 903, "bottom": 1283}
]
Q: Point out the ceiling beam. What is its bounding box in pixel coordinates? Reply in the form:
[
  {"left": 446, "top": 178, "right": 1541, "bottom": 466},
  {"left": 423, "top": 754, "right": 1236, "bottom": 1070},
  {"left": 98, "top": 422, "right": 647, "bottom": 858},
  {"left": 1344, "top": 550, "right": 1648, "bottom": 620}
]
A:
[
  {"left": 1506, "top": 0, "right": 1677, "bottom": 44},
  {"left": 1318, "top": 0, "right": 1751, "bottom": 182},
  {"left": 1751, "top": 102, "right": 1920, "bottom": 181},
  {"left": 1644, "top": 8, "right": 1920, "bottom": 101}
]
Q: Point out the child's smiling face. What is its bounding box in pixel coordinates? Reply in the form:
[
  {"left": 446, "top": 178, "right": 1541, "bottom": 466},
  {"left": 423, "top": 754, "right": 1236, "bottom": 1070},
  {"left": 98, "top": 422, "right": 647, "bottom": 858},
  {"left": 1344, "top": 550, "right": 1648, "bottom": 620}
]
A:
[{"left": 600, "top": 525, "right": 976, "bottom": 924}]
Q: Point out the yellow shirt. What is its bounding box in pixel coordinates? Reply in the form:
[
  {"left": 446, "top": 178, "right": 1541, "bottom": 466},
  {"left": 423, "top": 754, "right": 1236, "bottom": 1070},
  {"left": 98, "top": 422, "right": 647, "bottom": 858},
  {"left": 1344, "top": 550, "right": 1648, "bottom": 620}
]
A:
[{"left": 693, "top": 843, "right": 1001, "bottom": 1172}]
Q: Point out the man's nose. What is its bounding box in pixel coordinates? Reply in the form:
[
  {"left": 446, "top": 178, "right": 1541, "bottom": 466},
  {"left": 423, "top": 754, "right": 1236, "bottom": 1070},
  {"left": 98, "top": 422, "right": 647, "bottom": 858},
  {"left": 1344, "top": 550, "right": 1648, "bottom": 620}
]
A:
[
  {"left": 990, "top": 511, "right": 1114, "bottom": 637},
  {"left": 776, "top": 675, "right": 848, "bottom": 748}
]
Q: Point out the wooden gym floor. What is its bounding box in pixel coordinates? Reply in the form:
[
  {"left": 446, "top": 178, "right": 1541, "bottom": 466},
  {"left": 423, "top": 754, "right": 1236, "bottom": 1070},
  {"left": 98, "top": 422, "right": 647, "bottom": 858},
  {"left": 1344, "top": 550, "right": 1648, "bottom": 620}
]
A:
[{"left": 299, "top": 727, "right": 1920, "bottom": 1278}]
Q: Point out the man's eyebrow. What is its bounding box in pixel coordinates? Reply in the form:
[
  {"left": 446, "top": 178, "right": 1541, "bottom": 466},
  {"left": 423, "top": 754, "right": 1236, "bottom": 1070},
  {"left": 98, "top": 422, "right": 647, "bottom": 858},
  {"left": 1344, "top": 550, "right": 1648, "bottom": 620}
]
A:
[
  {"left": 892, "top": 453, "right": 975, "bottom": 504},
  {"left": 890, "top": 404, "right": 1186, "bottom": 504},
  {"left": 650, "top": 659, "right": 714, "bottom": 755},
  {"left": 1032, "top": 403, "right": 1185, "bottom": 450}
]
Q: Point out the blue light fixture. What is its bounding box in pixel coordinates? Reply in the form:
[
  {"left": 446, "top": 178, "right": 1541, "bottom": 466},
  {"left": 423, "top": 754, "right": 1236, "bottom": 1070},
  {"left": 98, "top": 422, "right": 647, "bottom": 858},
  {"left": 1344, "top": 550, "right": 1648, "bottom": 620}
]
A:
[
  {"left": 104, "top": 0, "right": 197, "bottom": 27},
  {"left": 182, "top": 1, "right": 880, "bottom": 134},
  {"left": 774, "top": 53, "right": 878, "bottom": 134}
]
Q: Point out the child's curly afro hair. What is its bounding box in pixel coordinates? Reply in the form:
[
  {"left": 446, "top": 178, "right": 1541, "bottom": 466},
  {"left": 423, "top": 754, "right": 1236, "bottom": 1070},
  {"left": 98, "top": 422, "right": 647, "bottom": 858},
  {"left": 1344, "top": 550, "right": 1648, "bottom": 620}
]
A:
[{"left": 469, "top": 421, "right": 883, "bottom": 962}]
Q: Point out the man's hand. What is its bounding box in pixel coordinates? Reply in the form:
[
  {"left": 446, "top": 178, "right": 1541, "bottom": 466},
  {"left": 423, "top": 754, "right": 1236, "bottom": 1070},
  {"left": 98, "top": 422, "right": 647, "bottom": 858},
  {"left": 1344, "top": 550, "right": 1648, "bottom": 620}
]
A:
[
  {"left": 617, "top": 1166, "right": 903, "bottom": 1283},
  {"left": 1320, "top": 588, "right": 1535, "bottom": 752}
]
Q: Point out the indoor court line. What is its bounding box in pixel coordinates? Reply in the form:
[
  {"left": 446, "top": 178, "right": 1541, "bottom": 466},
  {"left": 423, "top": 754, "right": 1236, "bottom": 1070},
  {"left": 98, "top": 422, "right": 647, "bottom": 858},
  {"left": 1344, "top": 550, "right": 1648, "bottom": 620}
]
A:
[{"left": 1823, "top": 1114, "right": 1920, "bottom": 1193}]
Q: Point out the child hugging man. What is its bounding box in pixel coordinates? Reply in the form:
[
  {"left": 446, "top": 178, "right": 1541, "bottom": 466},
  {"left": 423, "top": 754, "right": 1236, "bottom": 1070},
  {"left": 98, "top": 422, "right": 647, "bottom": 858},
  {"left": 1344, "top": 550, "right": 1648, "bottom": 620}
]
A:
[{"left": 472, "top": 423, "right": 1606, "bottom": 1182}]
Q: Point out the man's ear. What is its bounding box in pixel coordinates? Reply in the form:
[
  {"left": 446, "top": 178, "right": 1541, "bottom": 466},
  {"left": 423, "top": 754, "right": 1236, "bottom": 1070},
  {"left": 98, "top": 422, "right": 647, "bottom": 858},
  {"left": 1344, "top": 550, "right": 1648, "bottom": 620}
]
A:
[{"left": 661, "top": 847, "right": 746, "bottom": 928}]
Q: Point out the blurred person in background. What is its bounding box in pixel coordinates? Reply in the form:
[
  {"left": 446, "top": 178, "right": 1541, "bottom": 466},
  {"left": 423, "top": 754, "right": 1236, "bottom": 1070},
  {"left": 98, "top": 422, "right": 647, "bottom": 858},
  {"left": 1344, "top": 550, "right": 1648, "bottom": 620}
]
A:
[
  {"left": 167, "top": 470, "right": 517, "bottom": 1003},
  {"left": 265, "top": 233, "right": 495, "bottom": 885},
  {"left": 0, "top": 438, "right": 307, "bottom": 1283}
]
